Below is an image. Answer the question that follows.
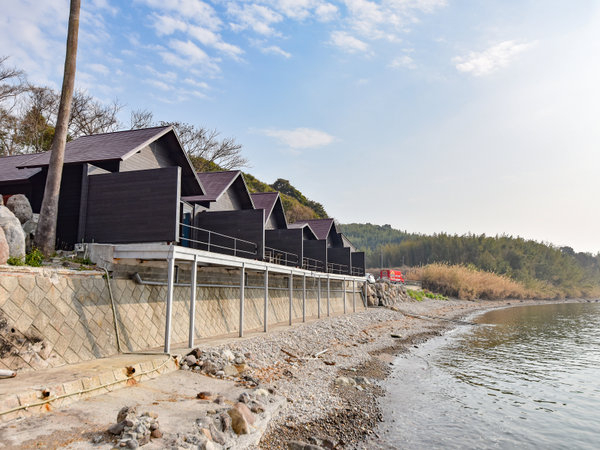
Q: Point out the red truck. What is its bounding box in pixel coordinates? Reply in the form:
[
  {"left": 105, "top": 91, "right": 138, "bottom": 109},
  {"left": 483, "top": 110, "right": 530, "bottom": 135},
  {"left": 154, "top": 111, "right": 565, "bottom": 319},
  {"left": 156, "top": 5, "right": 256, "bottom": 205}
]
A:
[{"left": 379, "top": 269, "right": 405, "bottom": 283}]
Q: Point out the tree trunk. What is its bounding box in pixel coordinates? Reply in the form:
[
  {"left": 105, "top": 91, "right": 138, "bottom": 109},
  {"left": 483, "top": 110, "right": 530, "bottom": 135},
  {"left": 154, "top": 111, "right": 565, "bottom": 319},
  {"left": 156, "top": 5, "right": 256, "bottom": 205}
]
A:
[{"left": 34, "top": 0, "right": 80, "bottom": 256}]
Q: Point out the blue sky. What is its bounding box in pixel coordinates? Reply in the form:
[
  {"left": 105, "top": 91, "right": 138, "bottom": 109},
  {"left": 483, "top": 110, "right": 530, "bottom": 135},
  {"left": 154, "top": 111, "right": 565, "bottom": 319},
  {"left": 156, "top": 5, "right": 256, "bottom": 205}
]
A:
[{"left": 1, "top": 0, "right": 600, "bottom": 252}]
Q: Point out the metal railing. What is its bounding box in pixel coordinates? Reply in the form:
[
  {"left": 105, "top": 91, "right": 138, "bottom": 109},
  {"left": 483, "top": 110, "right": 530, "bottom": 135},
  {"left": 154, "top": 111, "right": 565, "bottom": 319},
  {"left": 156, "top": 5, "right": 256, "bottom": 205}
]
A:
[
  {"left": 351, "top": 267, "right": 365, "bottom": 277},
  {"left": 179, "top": 222, "right": 258, "bottom": 258},
  {"left": 303, "top": 256, "right": 325, "bottom": 272},
  {"left": 264, "top": 247, "right": 299, "bottom": 267},
  {"left": 327, "top": 262, "right": 349, "bottom": 275}
]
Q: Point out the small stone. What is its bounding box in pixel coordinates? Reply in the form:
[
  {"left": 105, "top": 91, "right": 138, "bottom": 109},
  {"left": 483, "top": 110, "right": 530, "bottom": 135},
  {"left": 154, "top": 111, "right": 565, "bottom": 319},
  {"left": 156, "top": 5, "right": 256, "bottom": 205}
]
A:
[
  {"left": 215, "top": 370, "right": 225, "bottom": 378},
  {"left": 249, "top": 400, "right": 265, "bottom": 414},
  {"left": 391, "top": 333, "right": 402, "bottom": 338},
  {"left": 181, "top": 364, "right": 190, "bottom": 371},
  {"left": 197, "top": 391, "right": 213, "bottom": 400},
  {"left": 218, "top": 412, "right": 232, "bottom": 432},
  {"left": 150, "top": 423, "right": 159, "bottom": 431},
  {"left": 117, "top": 406, "right": 136, "bottom": 423},
  {"left": 151, "top": 429, "right": 162, "bottom": 439},
  {"left": 221, "top": 349, "right": 235, "bottom": 362},
  {"left": 214, "top": 396, "right": 225, "bottom": 405},
  {"left": 223, "top": 365, "right": 238, "bottom": 377},
  {"left": 108, "top": 422, "right": 126, "bottom": 435},
  {"left": 238, "top": 392, "right": 251, "bottom": 403},
  {"left": 254, "top": 388, "right": 269, "bottom": 397},
  {"left": 126, "top": 439, "right": 139, "bottom": 449},
  {"left": 124, "top": 420, "right": 134, "bottom": 428},
  {"left": 91, "top": 435, "right": 103, "bottom": 444},
  {"left": 356, "top": 385, "right": 364, "bottom": 391},
  {"left": 354, "top": 376, "right": 371, "bottom": 385},
  {"left": 185, "top": 355, "right": 197, "bottom": 366},
  {"left": 334, "top": 376, "right": 356, "bottom": 386},
  {"left": 228, "top": 407, "right": 249, "bottom": 435}
]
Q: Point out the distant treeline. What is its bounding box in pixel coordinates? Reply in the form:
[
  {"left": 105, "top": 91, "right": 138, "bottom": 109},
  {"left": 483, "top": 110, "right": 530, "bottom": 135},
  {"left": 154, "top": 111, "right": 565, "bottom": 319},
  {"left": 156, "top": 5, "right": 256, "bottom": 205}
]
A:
[{"left": 339, "top": 223, "right": 600, "bottom": 295}]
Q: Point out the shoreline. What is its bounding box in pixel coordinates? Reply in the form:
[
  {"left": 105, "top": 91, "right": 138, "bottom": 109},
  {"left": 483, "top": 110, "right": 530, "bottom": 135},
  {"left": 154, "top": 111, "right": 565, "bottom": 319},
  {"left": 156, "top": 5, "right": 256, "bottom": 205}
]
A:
[{"left": 0, "top": 298, "right": 590, "bottom": 449}]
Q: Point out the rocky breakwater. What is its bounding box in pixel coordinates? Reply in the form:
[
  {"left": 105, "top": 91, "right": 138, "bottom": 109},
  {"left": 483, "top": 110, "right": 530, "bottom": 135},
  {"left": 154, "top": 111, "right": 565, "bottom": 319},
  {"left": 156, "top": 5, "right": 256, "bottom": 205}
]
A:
[
  {"left": 0, "top": 193, "right": 36, "bottom": 264},
  {"left": 364, "top": 281, "right": 411, "bottom": 307}
]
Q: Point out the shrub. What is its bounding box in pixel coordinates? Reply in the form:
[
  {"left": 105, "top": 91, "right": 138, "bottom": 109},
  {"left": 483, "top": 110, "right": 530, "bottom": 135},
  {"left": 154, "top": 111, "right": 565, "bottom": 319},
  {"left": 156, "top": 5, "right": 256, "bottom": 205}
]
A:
[
  {"left": 25, "top": 248, "right": 44, "bottom": 267},
  {"left": 7, "top": 256, "right": 24, "bottom": 266}
]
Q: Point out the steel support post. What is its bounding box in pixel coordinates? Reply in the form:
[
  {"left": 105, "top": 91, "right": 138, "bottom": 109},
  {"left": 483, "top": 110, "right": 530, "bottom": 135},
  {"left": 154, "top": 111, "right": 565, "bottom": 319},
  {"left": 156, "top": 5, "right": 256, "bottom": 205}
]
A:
[
  {"left": 188, "top": 255, "right": 198, "bottom": 348},
  {"left": 164, "top": 255, "right": 175, "bottom": 353},
  {"left": 327, "top": 275, "right": 331, "bottom": 317},
  {"left": 363, "top": 281, "right": 368, "bottom": 307},
  {"left": 343, "top": 278, "right": 347, "bottom": 314},
  {"left": 239, "top": 263, "right": 245, "bottom": 337},
  {"left": 289, "top": 272, "right": 293, "bottom": 326},
  {"left": 352, "top": 280, "right": 356, "bottom": 313},
  {"left": 263, "top": 268, "right": 269, "bottom": 332},
  {"left": 317, "top": 278, "right": 321, "bottom": 318},
  {"left": 302, "top": 274, "right": 306, "bottom": 322}
]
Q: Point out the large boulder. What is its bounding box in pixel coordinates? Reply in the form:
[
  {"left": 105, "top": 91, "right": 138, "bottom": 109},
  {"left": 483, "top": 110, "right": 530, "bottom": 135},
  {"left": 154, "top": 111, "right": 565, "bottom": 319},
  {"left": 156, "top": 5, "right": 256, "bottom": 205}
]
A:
[
  {"left": 0, "top": 206, "right": 26, "bottom": 258},
  {"left": 6, "top": 194, "right": 33, "bottom": 224},
  {"left": 0, "top": 227, "right": 9, "bottom": 264},
  {"left": 22, "top": 213, "right": 39, "bottom": 253}
]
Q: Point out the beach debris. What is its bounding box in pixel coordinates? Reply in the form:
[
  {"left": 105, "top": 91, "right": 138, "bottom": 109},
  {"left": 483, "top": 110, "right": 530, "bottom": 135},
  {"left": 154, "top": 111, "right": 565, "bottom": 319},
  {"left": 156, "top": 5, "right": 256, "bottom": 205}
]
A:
[
  {"left": 390, "top": 333, "right": 402, "bottom": 338},
  {"left": 0, "top": 369, "right": 17, "bottom": 378},
  {"left": 107, "top": 406, "right": 161, "bottom": 447},
  {"left": 180, "top": 348, "right": 248, "bottom": 381},
  {"left": 288, "top": 440, "right": 326, "bottom": 450}
]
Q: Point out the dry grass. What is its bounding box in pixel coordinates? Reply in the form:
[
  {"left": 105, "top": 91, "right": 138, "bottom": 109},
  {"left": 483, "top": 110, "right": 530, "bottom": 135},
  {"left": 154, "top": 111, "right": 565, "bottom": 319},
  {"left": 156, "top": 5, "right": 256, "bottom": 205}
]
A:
[{"left": 368, "top": 264, "right": 600, "bottom": 300}]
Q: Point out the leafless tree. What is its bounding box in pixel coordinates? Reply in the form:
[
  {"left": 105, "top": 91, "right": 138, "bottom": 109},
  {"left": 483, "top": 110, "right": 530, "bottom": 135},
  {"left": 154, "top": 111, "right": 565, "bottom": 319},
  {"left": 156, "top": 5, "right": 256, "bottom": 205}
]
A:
[
  {"left": 69, "top": 90, "right": 121, "bottom": 137},
  {"left": 160, "top": 121, "right": 248, "bottom": 171},
  {"left": 130, "top": 108, "right": 154, "bottom": 130},
  {"left": 0, "top": 56, "right": 27, "bottom": 107},
  {"left": 35, "top": 0, "right": 80, "bottom": 256}
]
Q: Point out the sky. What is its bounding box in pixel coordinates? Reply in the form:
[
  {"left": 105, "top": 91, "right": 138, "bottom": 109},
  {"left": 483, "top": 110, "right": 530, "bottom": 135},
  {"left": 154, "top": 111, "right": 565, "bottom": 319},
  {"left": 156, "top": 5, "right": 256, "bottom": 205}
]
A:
[{"left": 1, "top": 0, "right": 599, "bottom": 253}]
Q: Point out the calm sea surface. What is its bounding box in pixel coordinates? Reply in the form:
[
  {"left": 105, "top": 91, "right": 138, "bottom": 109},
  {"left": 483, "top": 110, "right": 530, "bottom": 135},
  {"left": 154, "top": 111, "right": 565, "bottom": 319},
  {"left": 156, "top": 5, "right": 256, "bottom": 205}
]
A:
[{"left": 373, "top": 302, "right": 600, "bottom": 449}]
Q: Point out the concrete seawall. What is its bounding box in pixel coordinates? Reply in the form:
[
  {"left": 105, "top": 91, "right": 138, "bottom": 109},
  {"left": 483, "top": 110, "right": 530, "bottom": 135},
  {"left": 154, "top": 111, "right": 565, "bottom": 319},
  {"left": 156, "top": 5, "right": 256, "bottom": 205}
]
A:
[{"left": 0, "top": 265, "right": 365, "bottom": 373}]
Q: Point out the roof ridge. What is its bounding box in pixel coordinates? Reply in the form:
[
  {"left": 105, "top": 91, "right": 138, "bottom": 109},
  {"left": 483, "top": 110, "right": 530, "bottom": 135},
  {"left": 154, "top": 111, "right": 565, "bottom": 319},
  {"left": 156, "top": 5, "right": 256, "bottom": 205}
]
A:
[{"left": 77, "top": 125, "right": 171, "bottom": 138}]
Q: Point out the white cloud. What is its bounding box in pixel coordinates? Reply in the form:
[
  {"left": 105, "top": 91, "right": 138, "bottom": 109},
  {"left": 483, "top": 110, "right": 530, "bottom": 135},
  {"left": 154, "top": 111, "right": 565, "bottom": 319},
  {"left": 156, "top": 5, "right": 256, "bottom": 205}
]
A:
[
  {"left": 88, "top": 63, "right": 110, "bottom": 75},
  {"left": 184, "top": 78, "right": 210, "bottom": 89},
  {"left": 188, "top": 26, "right": 244, "bottom": 59},
  {"left": 315, "top": 2, "right": 338, "bottom": 21},
  {"left": 261, "top": 127, "right": 336, "bottom": 148},
  {"left": 161, "top": 39, "right": 221, "bottom": 73},
  {"left": 261, "top": 45, "right": 292, "bottom": 58},
  {"left": 329, "top": 31, "right": 369, "bottom": 53},
  {"left": 389, "top": 54, "right": 416, "bottom": 69},
  {"left": 227, "top": 3, "right": 283, "bottom": 35},
  {"left": 138, "top": 0, "right": 222, "bottom": 30},
  {"left": 145, "top": 79, "right": 173, "bottom": 91},
  {"left": 454, "top": 40, "right": 535, "bottom": 76}
]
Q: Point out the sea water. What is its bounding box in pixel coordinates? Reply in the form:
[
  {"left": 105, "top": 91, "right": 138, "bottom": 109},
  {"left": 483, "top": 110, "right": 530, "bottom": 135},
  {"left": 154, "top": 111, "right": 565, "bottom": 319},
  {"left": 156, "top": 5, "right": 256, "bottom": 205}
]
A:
[{"left": 373, "top": 302, "right": 600, "bottom": 449}]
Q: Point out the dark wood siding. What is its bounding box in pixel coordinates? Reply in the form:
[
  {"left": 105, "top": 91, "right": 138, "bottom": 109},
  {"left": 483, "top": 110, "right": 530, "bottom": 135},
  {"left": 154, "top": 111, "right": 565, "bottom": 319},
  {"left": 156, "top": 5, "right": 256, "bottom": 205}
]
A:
[
  {"left": 84, "top": 167, "right": 180, "bottom": 244},
  {"left": 265, "top": 229, "right": 303, "bottom": 265},
  {"left": 351, "top": 252, "right": 366, "bottom": 276},
  {"left": 55, "top": 165, "right": 85, "bottom": 248},
  {"left": 193, "top": 209, "right": 264, "bottom": 260},
  {"left": 303, "top": 240, "right": 327, "bottom": 271},
  {"left": 328, "top": 247, "right": 351, "bottom": 274}
]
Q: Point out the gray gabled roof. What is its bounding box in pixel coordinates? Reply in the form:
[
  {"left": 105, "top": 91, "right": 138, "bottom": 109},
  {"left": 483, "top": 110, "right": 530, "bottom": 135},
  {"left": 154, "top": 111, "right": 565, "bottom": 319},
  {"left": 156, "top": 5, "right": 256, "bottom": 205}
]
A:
[
  {"left": 287, "top": 222, "right": 318, "bottom": 240},
  {"left": 183, "top": 171, "right": 254, "bottom": 209},
  {"left": 251, "top": 192, "right": 288, "bottom": 228},
  {"left": 0, "top": 153, "right": 42, "bottom": 184},
  {"left": 18, "top": 126, "right": 173, "bottom": 168},
  {"left": 292, "top": 218, "right": 335, "bottom": 240}
]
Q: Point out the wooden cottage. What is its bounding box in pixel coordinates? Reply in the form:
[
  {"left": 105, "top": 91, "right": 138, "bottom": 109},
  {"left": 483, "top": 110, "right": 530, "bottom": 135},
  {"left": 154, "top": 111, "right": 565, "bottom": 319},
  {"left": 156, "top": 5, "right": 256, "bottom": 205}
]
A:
[{"left": 0, "top": 126, "right": 203, "bottom": 248}]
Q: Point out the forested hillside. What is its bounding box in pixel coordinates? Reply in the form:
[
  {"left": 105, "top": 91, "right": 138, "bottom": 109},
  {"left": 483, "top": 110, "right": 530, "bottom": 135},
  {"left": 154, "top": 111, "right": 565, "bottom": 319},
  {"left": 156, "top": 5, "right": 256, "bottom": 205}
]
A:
[{"left": 339, "top": 223, "right": 600, "bottom": 296}]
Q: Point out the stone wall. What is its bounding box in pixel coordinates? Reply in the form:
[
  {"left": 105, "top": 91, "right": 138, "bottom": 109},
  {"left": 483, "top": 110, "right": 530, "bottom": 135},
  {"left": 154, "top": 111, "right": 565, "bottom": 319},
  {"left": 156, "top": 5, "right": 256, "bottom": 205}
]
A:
[{"left": 0, "top": 266, "right": 366, "bottom": 373}]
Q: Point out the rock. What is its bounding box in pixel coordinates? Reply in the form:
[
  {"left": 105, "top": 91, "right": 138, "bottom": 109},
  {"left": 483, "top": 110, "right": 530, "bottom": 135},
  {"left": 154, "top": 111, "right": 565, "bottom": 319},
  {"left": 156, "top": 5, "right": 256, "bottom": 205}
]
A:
[
  {"left": 334, "top": 376, "right": 356, "bottom": 386},
  {"left": 254, "top": 388, "right": 269, "bottom": 397},
  {"left": 185, "top": 354, "right": 197, "bottom": 366},
  {"left": 22, "top": 215, "right": 39, "bottom": 254},
  {"left": 6, "top": 195, "right": 32, "bottom": 224},
  {"left": 0, "top": 228, "right": 9, "bottom": 265},
  {"left": 217, "top": 411, "right": 232, "bottom": 432},
  {"left": 202, "top": 361, "right": 218, "bottom": 375},
  {"left": 238, "top": 392, "right": 251, "bottom": 403},
  {"left": 223, "top": 364, "right": 238, "bottom": 377},
  {"left": 208, "top": 423, "right": 227, "bottom": 445},
  {"left": 227, "top": 403, "right": 254, "bottom": 435},
  {"left": 353, "top": 376, "right": 371, "bottom": 385},
  {"left": 248, "top": 400, "right": 265, "bottom": 414},
  {"left": 221, "top": 349, "right": 235, "bottom": 362},
  {"left": 288, "top": 441, "right": 325, "bottom": 450},
  {"left": 150, "top": 429, "right": 162, "bottom": 439},
  {"left": 0, "top": 206, "right": 25, "bottom": 258},
  {"left": 391, "top": 333, "right": 402, "bottom": 338},
  {"left": 126, "top": 439, "right": 139, "bottom": 449},
  {"left": 108, "top": 421, "right": 126, "bottom": 435},
  {"left": 117, "top": 406, "right": 136, "bottom": 423},
  {"left": 197, "top": 391, "right": 213, "bottom": 400}
]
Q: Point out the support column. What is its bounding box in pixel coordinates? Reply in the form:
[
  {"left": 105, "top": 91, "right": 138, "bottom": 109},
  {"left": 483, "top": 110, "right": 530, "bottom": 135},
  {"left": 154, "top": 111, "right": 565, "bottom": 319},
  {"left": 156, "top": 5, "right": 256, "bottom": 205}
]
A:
[
  {"left": 363, "top": 281, "right": 368, "bottom": 307},
  {"left": 343, "top": 278, "right": 347, "bottom": 314},
  {"left": 327, "top": 275, "right": 330, "bottom": 317},
  {"left": 317, "top": 278, "right": 321, "bottom": 318},
  {"left": 352, "top": 280, "right": 356, "bottom": 313},
  {"left": 164, "top": 255, "right": 175, "bottom": 353},
  {"left": 263, "top": 268, "right": 269, "bottom": 332},
  {"left": 239, "top": 263, "right": 245, "bottom": 338},
  {"left": 302, "top": 274, "right": 306, "bottom": 322},
  {"left": 188, "top": 255, "right": 198, "bottom": 348},
  {"left": 289, "top": 272, "right": 293, "bottom": 326}
]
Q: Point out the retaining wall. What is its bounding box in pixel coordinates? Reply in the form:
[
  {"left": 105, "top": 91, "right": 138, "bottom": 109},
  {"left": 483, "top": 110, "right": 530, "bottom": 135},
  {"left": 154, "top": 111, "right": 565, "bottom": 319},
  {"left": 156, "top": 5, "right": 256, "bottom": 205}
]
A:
[{"left": 0, "top": 265, "right": 366, "bottom": 373}]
